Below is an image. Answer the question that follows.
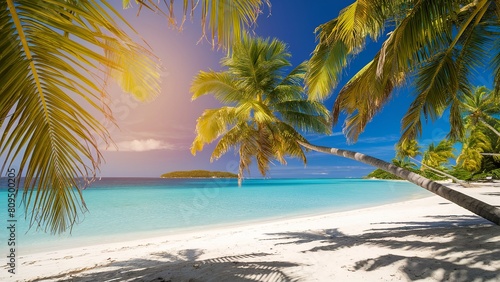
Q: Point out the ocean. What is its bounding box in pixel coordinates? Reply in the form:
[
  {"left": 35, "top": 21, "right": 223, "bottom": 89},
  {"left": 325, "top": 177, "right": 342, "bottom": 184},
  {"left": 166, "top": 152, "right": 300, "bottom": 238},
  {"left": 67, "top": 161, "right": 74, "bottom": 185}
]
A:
[{"left": 0, "top": 178, "right": 432, "bottom": 254}]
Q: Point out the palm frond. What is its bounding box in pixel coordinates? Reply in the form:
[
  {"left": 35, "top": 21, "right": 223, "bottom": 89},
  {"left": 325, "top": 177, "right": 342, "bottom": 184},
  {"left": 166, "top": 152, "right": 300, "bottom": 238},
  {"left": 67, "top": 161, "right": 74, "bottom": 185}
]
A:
[
  {"left": 129, "top": 0, "right": 270, "bottom": 49},
  {"left": 270, "top": 122, "right": 308, "bottom": 164},
  {"left": 1, "top": 0, "right": 160, "bottom": 233},
  {"left": 401, "top": 51, "right": 457, "bottom": 142},
  {"left": 449, "top": 98, "right": 465, "bottom": 141},
  {"left": 395, "top": 139, "right": 421, "bottom": 159},
  {"left": 332, "top": 57, "right": 403, "bottom": 141},
  {"left": 267, "top": 62, "right": 306, "bottom": 103},
  {"left": 305, "top": 0, "right": 389, "bottom": 100},
  {"left": 316, "top": 0, "right": 499, "bottom": 144},
  {"left": 277, "top": 109, "right": 330, "bottom": 135},
  {"left": 191, "top": 36, "right": 327, "bottom": 181},
  {"left": 275, "top": 100, "right": 330, "bottom": 117},
  {"left": 306, "top": 39, "right": 349, "bottom": 100},
  {"left": 493, "top": 34, "right": 500, "bottom": 95},
  {"left": 422, "top": 140, "right": 455, "bottom": 169},
  {"left": 457, "top": 127, "right": 492, "bottom": 172},
  {"left": 255, "top": 124, "right": 273, "bottom": 176},
  {"left": 191, "top": 107, "right": 242, "bottom": 154},
  {"left": 191, "top": 71, "right": 245, "bottom": 103},
  {"left": 210, "top": 123, "right": 246, "bottom": 161}
]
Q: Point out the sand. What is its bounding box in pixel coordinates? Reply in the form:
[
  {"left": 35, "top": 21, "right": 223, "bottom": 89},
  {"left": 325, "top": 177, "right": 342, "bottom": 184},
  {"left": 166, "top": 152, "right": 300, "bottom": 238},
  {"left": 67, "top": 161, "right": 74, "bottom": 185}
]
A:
[{"left": 2, "top": 182, "right": 499, "bottom": 282}]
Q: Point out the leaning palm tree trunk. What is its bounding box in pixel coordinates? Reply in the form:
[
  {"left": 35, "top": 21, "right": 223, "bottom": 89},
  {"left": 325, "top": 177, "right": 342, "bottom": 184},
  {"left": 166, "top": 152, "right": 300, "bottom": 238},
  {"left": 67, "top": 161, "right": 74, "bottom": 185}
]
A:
[
  {"left": 481, "top": 153, "right": 500, "bottom": 156},
  {"left": 298, "top": 141, "right": 500, "bottom": 225},
  {"left": 408, "top": 157, "right": 471, "bottom": 188},
  {"left": 479, "top": 117, "right": 500, "bottom": 137}
]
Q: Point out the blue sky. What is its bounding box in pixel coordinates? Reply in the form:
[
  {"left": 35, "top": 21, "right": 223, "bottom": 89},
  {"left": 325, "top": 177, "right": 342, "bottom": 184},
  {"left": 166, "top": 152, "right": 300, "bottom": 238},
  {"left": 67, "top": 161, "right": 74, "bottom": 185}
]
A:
[{"left": 97, "top": 1, "right": 471, "bottom": 178}]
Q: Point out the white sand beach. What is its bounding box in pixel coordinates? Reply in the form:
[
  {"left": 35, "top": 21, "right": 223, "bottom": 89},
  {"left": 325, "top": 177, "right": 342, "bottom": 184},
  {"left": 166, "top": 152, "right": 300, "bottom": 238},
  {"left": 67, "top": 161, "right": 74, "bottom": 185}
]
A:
[{"left": 2, "top": 182, "right": 499, "bottom": 282}]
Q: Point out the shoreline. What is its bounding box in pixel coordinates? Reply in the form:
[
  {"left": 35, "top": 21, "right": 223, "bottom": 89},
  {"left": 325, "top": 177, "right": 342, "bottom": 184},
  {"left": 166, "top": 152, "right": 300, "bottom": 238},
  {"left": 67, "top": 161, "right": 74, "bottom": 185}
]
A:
[
  {"left": 15, "top": 187, "right": 434, "bottom": 256},
  {"left": 7, "top": 178, "right": 432, "bottom": 256},
  {"left": 12, "top": 195, "right": 433, "bottom": 256},
  {"left": 22, "top": 192, "right": 435, "bottom": 256},
  {"left": 3, "top": 182, "right": 499, "bottom": 281}
]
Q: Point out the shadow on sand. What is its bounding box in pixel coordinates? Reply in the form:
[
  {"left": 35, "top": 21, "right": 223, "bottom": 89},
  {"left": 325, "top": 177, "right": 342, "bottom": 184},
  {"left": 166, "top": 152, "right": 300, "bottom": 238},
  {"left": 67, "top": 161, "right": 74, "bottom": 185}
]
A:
[
  {"left": 266, "top": 215, "right": 500, "bottom": 281},
  {"left": 34, "top": 250, "right": 301, "bottom": 282},
  {"left": 32, "top": 216, "right": 499, "bottom": 281}
]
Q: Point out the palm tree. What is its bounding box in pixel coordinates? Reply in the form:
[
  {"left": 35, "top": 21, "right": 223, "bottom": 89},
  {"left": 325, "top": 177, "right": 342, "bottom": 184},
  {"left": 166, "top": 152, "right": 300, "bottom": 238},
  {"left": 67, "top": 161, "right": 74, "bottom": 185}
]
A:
[
  {"left": 461, "top": 86, "right": 500, "bottom": 138},
  {"left": 457, "top": 128, "right": 492, "bottom": 172},
  {"left": 419, "top": 140, "right": 465, "bottom": 182},
  {"left": 397, "top": 139, "right": 467, "bottom": 185},
  {"left": 1, "top": 0, "right": 161, "bottom": 233},
  {"left": 1, "top": 0, "right": 264, "bottom": 233},
  {"left": 293, "top": 1, "right": 498, "bottom": 222},
  {"left": 294, "top": 0, "right": 500, "bottom": 224},
  {"left": 422, "top": 140, "right": 455, "bottom": 171},
  {"left": 298, "top": 141, "right": 500, "bottom": 225},
  {"left": 392, "top": 158, "right": 417, "bottom": 171},
  {"left": 127, "top": 0, "right": 270, "bottom": 49},
  {"left": 306, "top": 1, "right": 500, "bottom": 144},
  {"left": 191, "top": 35, "right": 500, "bottom": 225},
  {"left": 396, "top": 139, "right": 421, "bottom": 162},
  {"left": 191, "top": 36, "right": 331, "bottom": 185},
  {"left": 456, "top": 86, "right": 500, "bottom": 172}
]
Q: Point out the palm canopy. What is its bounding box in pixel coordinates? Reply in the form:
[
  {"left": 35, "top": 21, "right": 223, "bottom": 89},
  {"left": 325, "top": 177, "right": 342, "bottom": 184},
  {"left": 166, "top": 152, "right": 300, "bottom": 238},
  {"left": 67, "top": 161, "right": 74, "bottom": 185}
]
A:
[
  {"left": 125, "top": 0, "right": 270, "bottom": 49},
  {"left": 421, "top": 140, "right": 455, "bottom": 171},
  {"left": 461, "top": 86, "right": 500, "bottom": 136},
  {"left": 456, "top": 86, "right": 500, "bottom": 171},
  {"left": 191, "top": 36, "right": 331, "bottom": 184},
  {"left": 2, "top": 0, "right": 266, "bottom": 234},
  {"left": 306, "top": 0, "right": 500, "bottom": 143},
  {"left": 1, "top": 0, "right": 161, "bottom": 233},
  {"left": 395, "top": 139, "right": 421, "bottom": 160},
  {"left": 457, "top": 127, "right": 492, "bottom": 172}
]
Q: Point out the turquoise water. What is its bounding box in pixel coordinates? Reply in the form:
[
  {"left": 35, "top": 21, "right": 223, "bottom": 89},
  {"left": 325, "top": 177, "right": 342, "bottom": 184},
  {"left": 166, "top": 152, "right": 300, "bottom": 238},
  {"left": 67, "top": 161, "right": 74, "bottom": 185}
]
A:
[{"left": 0, "top": 178, "right": 432, "bottom": 254}]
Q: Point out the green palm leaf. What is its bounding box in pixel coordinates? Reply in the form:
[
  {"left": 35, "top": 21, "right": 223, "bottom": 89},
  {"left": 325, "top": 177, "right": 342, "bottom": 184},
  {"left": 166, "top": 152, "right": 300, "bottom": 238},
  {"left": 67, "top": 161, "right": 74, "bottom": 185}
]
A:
[
  {"left": 191, "top": 106, "right": 243, "bottom": 154},
  {"left": 1, "top": 0, "right": 160, "bottom": 233},
  {"left": 191, "top": 72, "right": 245, "bottom": 102},
  {"left": 308, "top": 0, "right": 500, "bottom": 144},
  {"left": 305, "top": 0, "right": 388, "bottom": 100},
  {"left": 457, "top": 127, "right": 492, "bottom": 172},
  {"left": 191, "top": 36, "right": 330, "bottom": 184},
  {"left": 422, "top": 140, "right": 455, "bottom": 169},
  {"left": 211, "top": 123, "right": 247, "bottom": 161},
  {"left": 128, "top": 0, "right": 269, "bottom": 49}
]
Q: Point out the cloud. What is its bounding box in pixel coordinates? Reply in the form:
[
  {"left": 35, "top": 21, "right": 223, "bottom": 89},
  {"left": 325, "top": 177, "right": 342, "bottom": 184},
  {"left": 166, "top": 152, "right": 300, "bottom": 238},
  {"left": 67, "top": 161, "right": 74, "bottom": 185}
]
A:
[
  {"left": 302, "top": 132, "right": 345, "bottom": 142},
  {"left": 357, "top": 135, "right": 400, "bottom": 144},
  {"left": 330, "top": 132, "right": 345, "bottom": 137},
  {"left": 106, "top": 139, "right": 176, "bottom": 152}
]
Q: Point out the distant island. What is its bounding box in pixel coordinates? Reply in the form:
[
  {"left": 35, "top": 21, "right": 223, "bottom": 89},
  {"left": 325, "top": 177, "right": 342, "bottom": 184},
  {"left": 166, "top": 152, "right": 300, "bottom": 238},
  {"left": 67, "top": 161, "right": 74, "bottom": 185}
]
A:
[{"left": 160, "top": 170, "right": 238, "bottom": 178}]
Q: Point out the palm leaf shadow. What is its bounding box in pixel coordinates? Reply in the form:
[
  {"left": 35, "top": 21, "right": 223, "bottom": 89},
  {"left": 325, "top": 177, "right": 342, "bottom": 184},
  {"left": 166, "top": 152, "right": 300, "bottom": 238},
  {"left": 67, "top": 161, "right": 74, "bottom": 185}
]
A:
[
  {"left": 34, "top": 250, "right": 301, "bottom": 282},
  {"left": 266, "top": 215, "right": 500, "bottom": 281}
]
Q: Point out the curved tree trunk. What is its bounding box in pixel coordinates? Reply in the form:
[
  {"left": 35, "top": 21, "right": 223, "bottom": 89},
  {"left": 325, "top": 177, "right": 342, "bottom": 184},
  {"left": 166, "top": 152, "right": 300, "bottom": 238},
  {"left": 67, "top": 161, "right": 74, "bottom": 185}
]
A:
[
  {"left": 479, "top": 117, "right": 500, "bottom": 137},
  {"left": 481, "top": 153, "right": 500, "bottom": 156},
  {"left": 408, "top": 157, "right": 471, "bottom": 188},
  {"left": 298, "top": 141, "right": 500, "bottom": 225}
]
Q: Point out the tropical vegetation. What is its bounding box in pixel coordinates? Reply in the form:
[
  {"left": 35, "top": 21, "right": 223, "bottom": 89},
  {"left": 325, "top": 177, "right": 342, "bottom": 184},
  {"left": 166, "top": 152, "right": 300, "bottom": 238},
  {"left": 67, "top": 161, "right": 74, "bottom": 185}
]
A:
[
  {"left": 368, "top": 86, "right": 500, "bottom": 181},
  {"left": 4, "top": 0, "right": 500, "bottom": 232},
  {"left": 190, "top": 36, "right": 331, "bottom": 185},
  {"left": 306, "top": 0, "right": 500, "bottom": 146},
  {"left": 298, "top": 1, "right": 500, "bottom": 223},
  {"left": 124, "top": 0, "right": 270, "bottom": 49},
  {"left": 365, "top": 158, "right": 418, "bottom": 180},
  {"left": 191, "top": 34, "right": 500, "bottom": 224},
  {"left": 1, "top": 0, "right": 265, "bottom": 233},
  {"left": 1, "top": 0, "right": 160, "bottom": 233}
]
